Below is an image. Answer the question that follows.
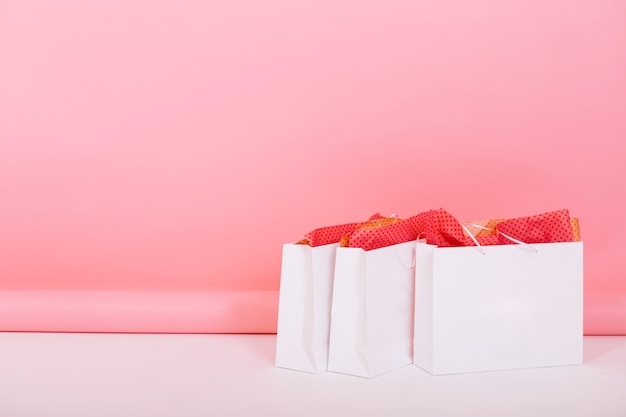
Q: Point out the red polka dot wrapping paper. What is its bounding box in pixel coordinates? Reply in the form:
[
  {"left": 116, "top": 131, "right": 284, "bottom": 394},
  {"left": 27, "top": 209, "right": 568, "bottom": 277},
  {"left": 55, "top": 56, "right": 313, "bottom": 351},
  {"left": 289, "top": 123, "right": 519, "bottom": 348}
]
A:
[
  {"left": 424, "top": 208, "right": 578, "bottom": 248},
  {"left": 297, "top": 213, "right": 384, "bottom": 247},
  {"left": 344, "top": 216, "right": 418, "bottom": 251},
  {"left": 414, "top": 209, "right": 471, "bottom": 247},
  {"left": 340, "top": 208, "right": 579, "bottom": 251},
  {"left": 466, "top": 212, "right": 581, "bottom": 244},
  {"left": 496, "top": 209, "right": 574, "bottom": 245}
]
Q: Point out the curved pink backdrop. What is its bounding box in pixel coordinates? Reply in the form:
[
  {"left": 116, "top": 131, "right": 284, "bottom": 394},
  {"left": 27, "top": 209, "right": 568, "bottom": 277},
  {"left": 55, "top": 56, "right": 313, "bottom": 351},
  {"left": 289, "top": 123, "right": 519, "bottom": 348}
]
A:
[{"left": 1, "top": 0, "right": 625, "bottom": 333}]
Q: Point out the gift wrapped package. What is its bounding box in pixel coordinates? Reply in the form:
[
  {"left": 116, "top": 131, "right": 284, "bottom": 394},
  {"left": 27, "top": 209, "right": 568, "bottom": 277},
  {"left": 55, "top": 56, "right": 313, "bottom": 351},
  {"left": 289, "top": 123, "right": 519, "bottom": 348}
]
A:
[
  {"left": 275, "top": 214, "right": 384, "bottom": 373},
  {"left": 328, "top": 215, "right": 420, "bottom": 378},
  {"left": 413, "top": 209, "right": 583, "bottom": 375}
]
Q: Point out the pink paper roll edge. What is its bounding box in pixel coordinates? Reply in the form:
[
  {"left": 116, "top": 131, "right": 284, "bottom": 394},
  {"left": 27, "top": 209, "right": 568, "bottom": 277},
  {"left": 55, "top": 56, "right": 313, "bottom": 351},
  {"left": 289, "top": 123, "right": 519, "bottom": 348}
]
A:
[
  {"left": 0, "top": 290, "right": 279, "bottom": 333},
  {"left": 0, "top": 290, "right": 624, "bottom": 334},
  {"left": 584, "top": 292, "right": 626, "bottom": 335}
]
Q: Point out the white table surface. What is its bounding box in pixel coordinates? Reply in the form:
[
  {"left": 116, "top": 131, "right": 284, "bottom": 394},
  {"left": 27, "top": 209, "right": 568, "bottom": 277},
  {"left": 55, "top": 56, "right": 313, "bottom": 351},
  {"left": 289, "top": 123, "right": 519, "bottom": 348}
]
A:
[{"left": 1, "top": 333, "right": 625, "bottom": 417}]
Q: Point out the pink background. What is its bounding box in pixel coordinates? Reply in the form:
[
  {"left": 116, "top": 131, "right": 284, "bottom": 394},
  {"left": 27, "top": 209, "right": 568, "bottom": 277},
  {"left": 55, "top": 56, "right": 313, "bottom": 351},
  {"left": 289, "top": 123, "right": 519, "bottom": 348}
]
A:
[{"left": 1, "top": 0, "right": 625, "bottom": 333}]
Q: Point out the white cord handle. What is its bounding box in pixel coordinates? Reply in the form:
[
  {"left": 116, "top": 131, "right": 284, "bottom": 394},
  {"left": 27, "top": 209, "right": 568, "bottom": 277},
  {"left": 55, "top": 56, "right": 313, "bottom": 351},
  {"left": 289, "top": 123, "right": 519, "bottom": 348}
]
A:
[
  {"left": 463, "top": 224, "right": 538, "bottom": 254},
  {"left": 396, "top": 248, "right": 416, "bottom": 268},
  {"left": 462, "top": 224, "right": 486, "bottom": 255}
]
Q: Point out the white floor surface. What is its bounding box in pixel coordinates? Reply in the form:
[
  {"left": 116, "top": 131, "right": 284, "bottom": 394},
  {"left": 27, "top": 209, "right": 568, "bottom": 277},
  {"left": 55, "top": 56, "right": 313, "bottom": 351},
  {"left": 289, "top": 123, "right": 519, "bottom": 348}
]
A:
[{"left": 0, "top": 334, "right": 625, "bottom": 417}]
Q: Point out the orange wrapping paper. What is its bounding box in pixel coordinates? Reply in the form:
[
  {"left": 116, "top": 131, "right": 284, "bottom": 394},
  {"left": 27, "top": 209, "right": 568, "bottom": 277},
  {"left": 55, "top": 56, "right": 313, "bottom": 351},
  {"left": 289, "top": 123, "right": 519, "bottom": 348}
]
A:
[{"left": 297, "top": 214, "right": 383, "bottom": 246}]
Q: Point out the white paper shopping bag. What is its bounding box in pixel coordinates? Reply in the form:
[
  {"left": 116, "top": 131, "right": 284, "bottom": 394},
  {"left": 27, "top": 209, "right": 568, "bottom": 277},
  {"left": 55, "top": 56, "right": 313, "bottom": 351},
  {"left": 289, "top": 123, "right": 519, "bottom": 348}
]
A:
[
  {"left": 414, "top": 241, "right": 583, "bottom": 375},
  {"left": 328, "top": 240, "right": 415, "bottom": 378},
  {"left": 275, "top": 243, "right": 338, "bottom": 373}
]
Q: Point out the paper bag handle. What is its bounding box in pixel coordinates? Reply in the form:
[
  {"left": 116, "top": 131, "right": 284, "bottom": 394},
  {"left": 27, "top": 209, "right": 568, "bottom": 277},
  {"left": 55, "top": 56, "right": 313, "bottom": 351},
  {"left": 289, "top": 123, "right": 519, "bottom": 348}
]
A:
[
  {"left": 396, "top": 247, "right": 416, "bottom": 268},
  {"left": 463, "top": 224, "right": 538, "bottom": 255}
]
